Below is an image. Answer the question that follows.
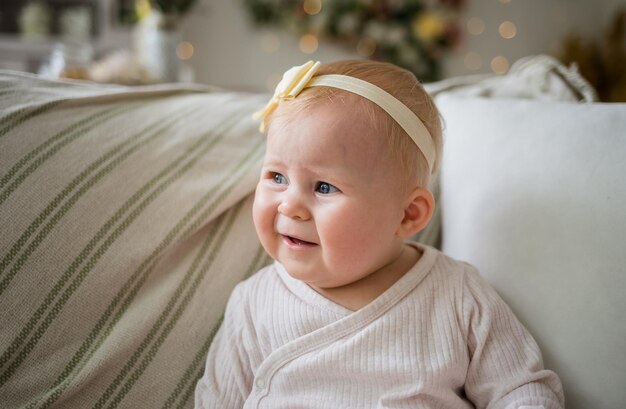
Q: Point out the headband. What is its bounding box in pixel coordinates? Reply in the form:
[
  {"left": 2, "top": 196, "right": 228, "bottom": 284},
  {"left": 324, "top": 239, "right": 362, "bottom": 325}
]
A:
[{"left": 252, "top": 60, "right": 435, "bottom": 172}]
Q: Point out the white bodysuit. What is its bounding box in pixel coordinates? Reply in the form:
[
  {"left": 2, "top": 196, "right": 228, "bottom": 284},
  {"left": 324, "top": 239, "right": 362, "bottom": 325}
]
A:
[{"left": 195, "top": 243, "right": 564, "bottom": 409}]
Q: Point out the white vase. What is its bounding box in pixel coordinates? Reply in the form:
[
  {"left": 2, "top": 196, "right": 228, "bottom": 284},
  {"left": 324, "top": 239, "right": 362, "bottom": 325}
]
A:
[{"left": 134, "top": 12, "right": 182, "bottom": 83}]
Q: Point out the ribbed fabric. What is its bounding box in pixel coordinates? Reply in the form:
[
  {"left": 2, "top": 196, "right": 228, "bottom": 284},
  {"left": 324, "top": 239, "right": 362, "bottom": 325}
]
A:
[{"left": 195, "top": 243, "right": 564, "bottom": 409}]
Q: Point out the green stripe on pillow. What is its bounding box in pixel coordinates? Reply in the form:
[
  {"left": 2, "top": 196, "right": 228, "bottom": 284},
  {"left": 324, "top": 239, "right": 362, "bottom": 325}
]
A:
[
  {"left": 0, "top": 100, "right": 66, "bottom": 139},
  {"left": 0, "top": 104, "right": 131, "bottom": 198}
]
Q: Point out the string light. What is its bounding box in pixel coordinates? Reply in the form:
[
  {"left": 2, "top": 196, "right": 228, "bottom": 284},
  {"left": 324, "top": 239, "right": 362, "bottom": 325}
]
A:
[
  {"left": 303, "top": 0, "right": 322, "bottom": 16},
  {"left": 464, "top": 52, "right": 482, "bottom": 70},
  {"left": 491, "top": 56, "right": 510, "bottom": 74},
  {"left": 467, "top": 17, "right": 485, "bottom": 35},
  {"left": 499, "top": 21, "right": 517, "bottom": 39},
  {"left": 176, "top": 42, "right": 194, "bottom": 60},
  {"left": 299, "top": 34, "right": 319, "bottom": 53}
]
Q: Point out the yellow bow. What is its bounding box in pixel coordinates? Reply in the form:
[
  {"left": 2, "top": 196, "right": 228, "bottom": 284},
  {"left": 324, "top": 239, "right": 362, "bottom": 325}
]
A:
[{"left": 252, "top": 60, "right": 321, "bottom": 133}]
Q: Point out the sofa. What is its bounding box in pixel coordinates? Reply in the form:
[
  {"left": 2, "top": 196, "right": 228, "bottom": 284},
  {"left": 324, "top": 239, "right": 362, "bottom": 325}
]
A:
[{"left": 0, "top": 55, "right": 624, "bottom": 409}]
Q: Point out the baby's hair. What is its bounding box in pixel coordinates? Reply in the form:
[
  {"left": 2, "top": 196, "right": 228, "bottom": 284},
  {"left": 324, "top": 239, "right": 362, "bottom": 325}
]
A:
[{"left": 265, "top": 59, "right": 443, "bottom": 189}]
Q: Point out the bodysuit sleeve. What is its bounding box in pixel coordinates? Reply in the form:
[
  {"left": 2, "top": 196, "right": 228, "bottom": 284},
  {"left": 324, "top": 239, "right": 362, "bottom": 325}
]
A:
[
  {"left": 195, "top": 284, "right": 254, "bottom": 409},
  {"left": 461, "top": 266, "right": 565, "bottom": 409}
]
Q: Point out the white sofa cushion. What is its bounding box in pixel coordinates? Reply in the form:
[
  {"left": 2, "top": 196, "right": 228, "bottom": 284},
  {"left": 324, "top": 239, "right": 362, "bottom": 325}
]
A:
[{"left": 437, "top": 94, "right": 626, "bottom": 409}]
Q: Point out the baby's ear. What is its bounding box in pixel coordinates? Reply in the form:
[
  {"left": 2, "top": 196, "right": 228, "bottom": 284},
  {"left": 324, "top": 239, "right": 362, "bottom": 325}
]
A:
[{"left": 396, "top": 187, "right": 435, "bottom": 239}]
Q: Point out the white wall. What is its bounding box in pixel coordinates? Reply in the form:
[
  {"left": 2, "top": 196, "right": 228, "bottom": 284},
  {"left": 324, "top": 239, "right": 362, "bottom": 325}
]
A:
[{"left": 181, "top": 0, "right": 625, "bottom": 91}]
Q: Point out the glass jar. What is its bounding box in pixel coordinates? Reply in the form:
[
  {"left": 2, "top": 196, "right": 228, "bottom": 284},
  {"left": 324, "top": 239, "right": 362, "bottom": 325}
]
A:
[{"left": 39, "top": 41, "right": 94, "bottom": 80}]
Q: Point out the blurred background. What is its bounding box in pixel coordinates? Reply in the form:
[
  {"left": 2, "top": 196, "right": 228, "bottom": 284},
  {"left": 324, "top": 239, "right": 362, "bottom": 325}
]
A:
[{"left": 1, "top": 0, "right": 624, "bottom": 101}]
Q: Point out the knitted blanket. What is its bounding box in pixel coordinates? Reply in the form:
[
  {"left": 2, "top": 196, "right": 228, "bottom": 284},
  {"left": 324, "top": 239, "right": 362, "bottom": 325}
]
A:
[{"left": 0, "top": 71, "right": 271, "bottom": 409}]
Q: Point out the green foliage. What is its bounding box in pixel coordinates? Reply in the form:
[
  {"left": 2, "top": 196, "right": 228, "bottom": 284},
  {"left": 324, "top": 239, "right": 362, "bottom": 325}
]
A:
[
  {"left": 242, "top": 0, "right": 464, "bottom": 81},
  {"left": 150, "top": 0, "right": 198, "bottom": 17}
]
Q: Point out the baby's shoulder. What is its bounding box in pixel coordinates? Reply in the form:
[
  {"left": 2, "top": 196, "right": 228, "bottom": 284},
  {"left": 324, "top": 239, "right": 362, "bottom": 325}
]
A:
[
  {"left": 229, "top": 262, "right": 282, "bottom": 305},
  {"left": 429, "top": 248, "right": 511, "bottom": 313},
  {"left": 428, "top": 247, "right": 480, "bottom": 285},
  {"left": 425, "top": 247, "right": 502, "bottom": 303}
]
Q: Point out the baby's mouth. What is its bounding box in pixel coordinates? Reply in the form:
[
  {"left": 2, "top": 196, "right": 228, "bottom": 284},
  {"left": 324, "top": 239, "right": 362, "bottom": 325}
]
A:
[{"left": 283, "top": 235, "right": 317, "bottom": 246}]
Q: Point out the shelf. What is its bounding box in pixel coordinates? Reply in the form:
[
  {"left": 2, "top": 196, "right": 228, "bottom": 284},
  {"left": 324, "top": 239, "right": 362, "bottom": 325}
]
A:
[
  {"left": 0, "top": 35, "right": 66, "bottom": 58},
  {"left": 0, "top": 0, "right": 133, "bottom": 72},
  {"left": 0, "top": 31, "right": 133, "bottom": 73}
]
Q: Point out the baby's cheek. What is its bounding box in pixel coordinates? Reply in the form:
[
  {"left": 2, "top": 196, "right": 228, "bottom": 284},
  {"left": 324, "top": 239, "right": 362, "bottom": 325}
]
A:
[
  {"left": 252, "top": 191, "right": 277, "bottom": 249},
  {"left": 252, "top": 190, "right": 266, "bottom": 225},
  {"left": 321, "top": 213, "right": 365, "bottom": 249}
]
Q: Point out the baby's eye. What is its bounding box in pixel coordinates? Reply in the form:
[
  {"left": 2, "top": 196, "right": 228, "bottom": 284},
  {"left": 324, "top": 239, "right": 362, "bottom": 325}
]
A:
[
  {"left": 315, "top": 182, "right": 339, "bottom": 194},
  {"left": 272, "top": 173, "right": 287, "bottom": 185}
]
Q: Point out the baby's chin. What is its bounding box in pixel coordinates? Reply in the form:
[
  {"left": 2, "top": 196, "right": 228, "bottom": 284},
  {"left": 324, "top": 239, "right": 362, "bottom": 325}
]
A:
[
  {"left": 278, "top": 257, "right": 325, "bottom": 281},
  {"left": 283, "top": 264, "right": 318, "bottom": 284},
  {"left": 283, "top": 264, "right": 354, "bottom": 289}
]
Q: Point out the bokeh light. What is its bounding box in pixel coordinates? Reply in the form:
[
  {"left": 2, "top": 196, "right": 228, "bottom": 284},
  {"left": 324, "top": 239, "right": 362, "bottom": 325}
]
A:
[
  {"left": 299, "top": 34, "right": 319, "bottom": 53},
  {"left": 464, "top": 52, "right": 483, "bottom": 70},
  {"left": 499, "top": 21, "right": 517, "bottom": 39},
  {"left": 491, "top": 56, "right": 510, "bottom": 74},
  {"left": 303, "top": 0, "right": 322, "bottom": 16},
  {"left": 176, "top": 42, "right": 194, "bottom": 60},
  {"left": 467, "top": 17, "right": 485, "bottom": 35}
]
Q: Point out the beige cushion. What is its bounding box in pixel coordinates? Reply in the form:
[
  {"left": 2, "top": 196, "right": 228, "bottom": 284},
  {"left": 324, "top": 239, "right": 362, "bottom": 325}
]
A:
[
  {"left": 437, "top": 94, "right": 626, "bottom": 409},
  {"left": 0, "top": 71, "right": 272, "bottom": 408}
]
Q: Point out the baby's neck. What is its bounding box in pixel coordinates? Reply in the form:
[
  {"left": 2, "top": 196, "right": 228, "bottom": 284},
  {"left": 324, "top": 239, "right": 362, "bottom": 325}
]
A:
[{"left": 311, "top": 244, "right": 421, "bottom": 312}]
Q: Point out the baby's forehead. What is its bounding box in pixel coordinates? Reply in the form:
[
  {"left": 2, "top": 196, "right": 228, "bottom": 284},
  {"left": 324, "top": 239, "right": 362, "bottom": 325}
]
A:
[
  {"left": 267, "top": 99, "right": 397, "bottom": 177},
  {"left": 285, "top": 105, "right": 380, "bottom": 143},
  {"left": 273, "top": 94, "right": 386, "bottom": 142}
]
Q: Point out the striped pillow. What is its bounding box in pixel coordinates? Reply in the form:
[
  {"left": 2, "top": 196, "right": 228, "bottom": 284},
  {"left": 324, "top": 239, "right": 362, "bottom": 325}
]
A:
[
  {"left": 0, "top": 71, "right": 442, "bottom": 409},
  {"left": 0, "top": 71, "right": 273, "bottom": 409}
]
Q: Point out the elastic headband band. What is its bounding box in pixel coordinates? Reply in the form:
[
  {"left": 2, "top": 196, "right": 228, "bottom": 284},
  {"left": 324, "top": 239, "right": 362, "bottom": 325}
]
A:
[
  {"left": 305, "top": 74, "right": 435, "bottom": 172},
  {"left": 252, "top": 60, "right": 435, "bottom": 172}
]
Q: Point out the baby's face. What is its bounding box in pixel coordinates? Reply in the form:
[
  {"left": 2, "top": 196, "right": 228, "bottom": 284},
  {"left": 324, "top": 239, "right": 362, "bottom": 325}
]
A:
[{"left": 253, "top": 100, "right": 410, "bottom": 290}]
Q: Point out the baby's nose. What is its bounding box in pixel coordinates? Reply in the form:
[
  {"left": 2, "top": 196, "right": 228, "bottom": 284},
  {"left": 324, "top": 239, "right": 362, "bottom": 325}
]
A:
[{"left": 278, "top": 192, "right": 311, "bottom": 220}]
